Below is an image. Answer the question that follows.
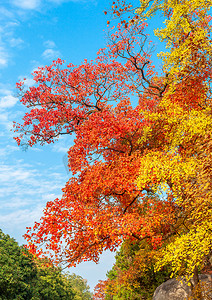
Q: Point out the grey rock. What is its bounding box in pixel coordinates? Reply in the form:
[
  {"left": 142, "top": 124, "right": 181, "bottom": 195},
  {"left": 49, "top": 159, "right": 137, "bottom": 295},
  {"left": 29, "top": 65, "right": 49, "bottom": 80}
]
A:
[{"left": 153, "top": 274, "right": 212, "bottom": 300}]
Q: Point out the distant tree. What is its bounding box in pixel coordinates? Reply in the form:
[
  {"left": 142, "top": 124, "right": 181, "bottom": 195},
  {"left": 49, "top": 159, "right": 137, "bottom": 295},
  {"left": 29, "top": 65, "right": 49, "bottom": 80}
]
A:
[
  {"left": 32, "top": 258, "right": 75, "bottom": 299},
  {"left": 67, "top": 273, "right": 93, "bottom": 300},
  {"left": 0, "top": 229, "right": 92, "bottom": 299},
  {"left": 0, "top": 229, "right": 36, "bottom": 299}
]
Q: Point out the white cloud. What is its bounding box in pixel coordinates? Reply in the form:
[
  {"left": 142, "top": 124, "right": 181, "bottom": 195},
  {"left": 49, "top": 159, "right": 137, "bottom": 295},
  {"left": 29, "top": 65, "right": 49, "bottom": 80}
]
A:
[
  {"left": 53, "top": 144, "right": 70, "bottom": 153},
  {"left": 24, "top": 77, "right": 35, "bottom": 88},
  {"left": 42, "top": 48, "right": 61, "bottom": 60},
  {"left": 0, "top": 206, "right": 44, "bottom": 233},
  {"left": 10, "top": 0, "right": 97, "bottom": 13},
  {"left": 0, "top": 95, "right": 18, "bottom": 109},
  {"left": 0, "top": 57, "right": 7, "bottom": 67},
  {"left": 18, "top": 74, "right": 36, "bottom": 88},
  {"left": 0, "top": 160, "right": 64, "bottom": 199},
  {"left": 4, "top": 21, "right": 20, "bottom": 29},
  {"left": 0, "top": 47, "right": 8, "bottom": 67},
  {"left": 43, "top": 40, "right": 56, "bottom": 48},
  {"left": 0, "top": 89, "right": 19, "bottom": 130},
  {"left": 0, "top": 158, "right": 65, "bottom": 241},
  {"left": 0, "top": 12, "right": 21, "bottom": 68},
  {"left": 0, "top": 87, "right": 12, "bottom": 94},
  {"left": 0, "top": 145, "right": 20, "bottom": 158},
  {"left": 18, "top": 73, "right": 38, "bottom": 90},
  {"left": 48, "top": 0, "right": 96, "bottom": 4},
  {"left": 12, "top": 0, "right": 41, "bottom": 10},
  {"left": 0, "top": 7, "right": 15, "bottom": 20},
  {"left": 42, "top": 40, "right": 61, "bottom": 62},
  {"left": 0, "top": 111, "right": 8, "bottom": 121},
  {"left": 0, "top": 161, "right": 64, "bottom": 238},
  {"left": 9, "top": 37, "right": 24, "bottom": 47},
  {"left": 52, "top": 135, "right": 73, "bottom": 153},
  {"left": 0, "top": 111, "right": 9, "bottom": 129}
]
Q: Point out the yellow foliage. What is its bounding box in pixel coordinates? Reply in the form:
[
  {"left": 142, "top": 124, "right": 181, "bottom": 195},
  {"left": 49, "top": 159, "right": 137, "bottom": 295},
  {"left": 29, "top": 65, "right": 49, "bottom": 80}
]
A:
[
  {"left": 155, "top": 219, "right": 212, "bottom": 279},
  {"left": 136, "top": 0, "right": 212, "bottom": 282},
  {"left": 138, "top": 0, "right": 212, "bottom": 80}
]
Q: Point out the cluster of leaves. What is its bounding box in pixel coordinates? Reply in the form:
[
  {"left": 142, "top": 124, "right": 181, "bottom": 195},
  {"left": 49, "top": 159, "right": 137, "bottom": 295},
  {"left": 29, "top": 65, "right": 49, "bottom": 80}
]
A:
[
  {"left": 102, "top": 239, "right": 171, "bottom": 300},
  {"left": 13, "top": 0, "right": 212, "bottom": 299},
  {"left": 0, "top": 229, "right": 92, "bottom": 299}
]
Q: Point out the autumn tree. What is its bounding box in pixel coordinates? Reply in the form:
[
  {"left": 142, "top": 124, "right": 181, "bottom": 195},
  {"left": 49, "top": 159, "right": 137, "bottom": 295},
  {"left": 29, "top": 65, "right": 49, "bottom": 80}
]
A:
[
  {"left": 15, "top": 21, "right": 174, "bottom": 266},
  {"left": 110, "top": 0, "right": 212, "bottom": 282},
  {"left": 135, "top": 0, "right": 212, "bottom": 288},
  {"left": 14, "top": 0, "right": 212, "bottom": 298}
]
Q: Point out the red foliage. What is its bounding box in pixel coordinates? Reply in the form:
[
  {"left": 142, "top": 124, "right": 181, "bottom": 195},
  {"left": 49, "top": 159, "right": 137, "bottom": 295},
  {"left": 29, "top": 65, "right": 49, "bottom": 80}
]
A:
[
  {"left": 15, "top": 22, "right": 175, "bottom": 266},
  {"left": 93, "top": 280, "right": 108, "bottom": 300}
]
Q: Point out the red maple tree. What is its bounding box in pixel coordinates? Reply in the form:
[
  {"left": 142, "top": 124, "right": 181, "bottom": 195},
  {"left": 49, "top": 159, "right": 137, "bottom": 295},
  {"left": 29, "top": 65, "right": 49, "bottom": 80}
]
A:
[{"left": 14, "top": 22, "right": 175, "bottom": 267}]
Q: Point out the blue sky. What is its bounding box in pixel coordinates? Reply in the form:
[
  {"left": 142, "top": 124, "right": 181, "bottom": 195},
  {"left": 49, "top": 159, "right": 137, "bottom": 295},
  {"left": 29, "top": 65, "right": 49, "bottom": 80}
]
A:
[
  {"left": 0, "top": 0, "right": 165, "bottom": 292},
  {"left": 0, "top": 0, "right": 120, "bottom": 292}
]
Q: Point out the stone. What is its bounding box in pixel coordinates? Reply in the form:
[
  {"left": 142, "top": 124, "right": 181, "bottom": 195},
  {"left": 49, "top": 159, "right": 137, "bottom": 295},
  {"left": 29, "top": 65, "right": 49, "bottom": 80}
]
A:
[{"left": 152, "top": 274, "right": 212, "bottom": 300}]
